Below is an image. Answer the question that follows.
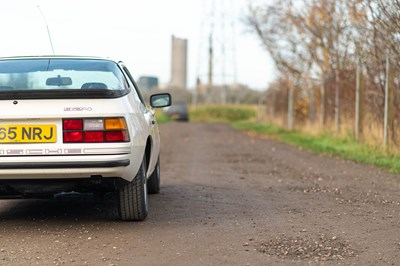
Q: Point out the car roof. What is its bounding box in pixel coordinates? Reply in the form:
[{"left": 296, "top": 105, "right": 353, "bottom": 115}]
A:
[{"left": 0, "top": 55, "right": 120, "bottom": 63}]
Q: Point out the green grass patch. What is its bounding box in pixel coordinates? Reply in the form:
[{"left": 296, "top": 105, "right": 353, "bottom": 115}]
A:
[
  {"left": 155, "top": 110, "right": 173, "bottom": 124},
  {"left": 190, "top": 105, "right": 257, "bottom": 123}
]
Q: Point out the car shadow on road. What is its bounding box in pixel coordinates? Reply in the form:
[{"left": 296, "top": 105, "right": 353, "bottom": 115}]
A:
[
  {"left": 0, "top": 193, "right": 120, "bottom": 222},
  {"left": 0, "top": 183, "right": 240, "bottom": 226}
]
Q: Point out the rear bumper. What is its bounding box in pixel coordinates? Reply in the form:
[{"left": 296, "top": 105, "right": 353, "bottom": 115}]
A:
[
  {"left": 0, "top": 153, "right": 141, "bottom": 182},
  {"left": 0, "top": 155, "right": 138, "bottom": 198},
  {"left": 0, "top": 160, "right": 130, "bottom": 169}
]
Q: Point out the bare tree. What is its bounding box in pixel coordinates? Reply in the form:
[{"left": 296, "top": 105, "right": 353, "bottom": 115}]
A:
[
  {"left": 247, "top": 0, "right": 353, "bottom": 131},
  {"left": 247, "top": 0, "right": 400, "bottom": 145},
  {"left": 246, "top": 0, "right": 315, "bottom": 129}
]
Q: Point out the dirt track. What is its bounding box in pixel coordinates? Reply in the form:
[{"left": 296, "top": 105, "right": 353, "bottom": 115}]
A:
[{"left": 0, "top": 122, "right": 399, "bottom": 265}]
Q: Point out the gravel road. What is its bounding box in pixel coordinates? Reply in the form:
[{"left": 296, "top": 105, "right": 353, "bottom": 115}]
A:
[{"left": 0, "top": 122, "right": 399, "bottom": 265}]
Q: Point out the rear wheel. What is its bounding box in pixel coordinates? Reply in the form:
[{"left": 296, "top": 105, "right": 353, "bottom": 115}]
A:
[
  {"left": 147, "top": 156, "right": 160, "bottom": 194},
  {"left": 117, "top": 155, "right": 148, "bottom": 221}
]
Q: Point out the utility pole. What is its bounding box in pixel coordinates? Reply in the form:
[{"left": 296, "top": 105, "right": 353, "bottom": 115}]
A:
[{"left": 208, "top": 33, "right": 213, "bottom": 87}]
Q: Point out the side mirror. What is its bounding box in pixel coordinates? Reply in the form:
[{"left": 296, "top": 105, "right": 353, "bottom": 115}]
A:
[{"left": 150, "top": 93, "right": 172, "bottom": 108}]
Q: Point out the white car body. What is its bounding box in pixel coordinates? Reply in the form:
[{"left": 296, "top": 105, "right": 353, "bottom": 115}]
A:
[
  {"left": 0, "top": 56, "right": 171, "bottom": 220},
  {"left": 0, "top": 97, "right": 154, "bottom": 180}
]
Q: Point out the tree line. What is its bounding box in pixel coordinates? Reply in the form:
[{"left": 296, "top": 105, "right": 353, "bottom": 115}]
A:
[{"left": 246, "top": 0, "right": 400, "bottom": 146}]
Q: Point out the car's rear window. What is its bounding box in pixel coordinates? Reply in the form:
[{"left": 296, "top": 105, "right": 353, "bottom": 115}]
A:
[{"left": 0, "top": 58, "right": 130, "bottom": 99}]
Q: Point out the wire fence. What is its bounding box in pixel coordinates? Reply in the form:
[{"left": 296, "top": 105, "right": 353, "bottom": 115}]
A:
[{"left": 264, "top": 57, "right": 400, "bottom": 150}]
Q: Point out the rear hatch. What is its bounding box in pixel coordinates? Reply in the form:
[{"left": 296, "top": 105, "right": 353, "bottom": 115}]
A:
[
  {"left": 0, "top": 98, "right": 132, "bottom": 158},
  {"left": 0, "top": 57, "right": 135, "bottom": 158}
]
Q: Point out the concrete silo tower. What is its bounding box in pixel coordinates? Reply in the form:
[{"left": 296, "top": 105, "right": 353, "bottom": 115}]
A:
[{"left": 170, "top": 35, "right": 188, "bottom": 90}]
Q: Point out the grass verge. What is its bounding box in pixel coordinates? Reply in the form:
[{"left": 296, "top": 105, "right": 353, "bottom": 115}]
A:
[
  {"left": 190, "top": 105, "right": 257, "bottom": 123},
  {"left": 232, "top": 120, "right": 400, "bottom": 173},
  {"left": 155, "top": 110, "right": 173, "bottom": 124},
  {"left": 188, "top": 105, "right": 400, "bottom": 173}
]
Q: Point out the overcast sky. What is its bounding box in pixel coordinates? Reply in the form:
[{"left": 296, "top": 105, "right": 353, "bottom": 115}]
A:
[{"left": 0, "top": 0, "right": 276, "bottom": 90}]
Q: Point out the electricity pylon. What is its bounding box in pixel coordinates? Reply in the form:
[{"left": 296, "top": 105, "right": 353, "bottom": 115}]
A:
[{"left": 196, "top": 0, "right": 237, "bottom": 104}]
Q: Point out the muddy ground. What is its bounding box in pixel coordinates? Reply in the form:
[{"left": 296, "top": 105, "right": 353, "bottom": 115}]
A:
[{"left": 0, "top": 122, "right": 399, "bottom": 265}]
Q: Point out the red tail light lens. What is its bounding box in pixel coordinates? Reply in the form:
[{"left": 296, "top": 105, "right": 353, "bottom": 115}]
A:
[
  {"left": 63, "top": 131, "right": 83, "bottom": 142},
  {"left": 84, "top": 131, "right": 105, "bottom": 142},
  {"left": 63, "top": 119, "right": 83, "bottom": 130},
  {"left": 106, "top": 130, "right": 129, "bottom": 142},
  {"left": 63, "top": 117, "right": 129, "bottom": 143}
]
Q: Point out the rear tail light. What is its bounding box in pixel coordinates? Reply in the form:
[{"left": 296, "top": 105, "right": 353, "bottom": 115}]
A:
[
  {"left": 105, "top": 131, "right": 129, "bottom": 142},
  {"left": 63, "top": 131, "right": 83, "bottom": 142},
  {"left": 84, "top": 131, "right": 104, "bottom": 142},
  {"left": 63, "top": 117, "right": 129, "bottom": 143},
  {"left": 63, "top": 119, "right": 83, "bottom": 130},
  {"left": 83, "top": 119, "right": 104, "bottom": 131},
  {"left": 105, "top": 118, "right": 126, "bottom": 130}
]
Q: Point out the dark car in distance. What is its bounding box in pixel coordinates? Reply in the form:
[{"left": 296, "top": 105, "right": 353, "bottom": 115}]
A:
[{"left": 163, "top": 101, "right": 189, "bottom": 122}]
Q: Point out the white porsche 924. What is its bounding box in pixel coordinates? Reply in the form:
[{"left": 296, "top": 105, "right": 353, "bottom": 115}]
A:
[{"left": 0, "top": 56, "right": 171, "bottom": 221}]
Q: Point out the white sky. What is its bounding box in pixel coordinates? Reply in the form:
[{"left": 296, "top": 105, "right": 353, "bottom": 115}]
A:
[{"left": 0, "top": 0, "right": 276, "bottom": 90}]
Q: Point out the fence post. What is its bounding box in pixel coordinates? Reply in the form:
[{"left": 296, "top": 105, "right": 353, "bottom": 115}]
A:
[
  {"left": 309, "top": 81, "right": 316, "bottom": 123},
  {"left": 334, "top": 68, "right": 340, "bottom": 133},
  {"left": 320, "top": 76, "right": 326, "bottom": 126},
  {"left": 384, "top": 52, "right": 389, "bottom": 146},
  {"left": 288, "top": 85, "right": 294, "bottom": 130},
  {"left": 355, "top": 58, "right": 363, "bottom": 141}
]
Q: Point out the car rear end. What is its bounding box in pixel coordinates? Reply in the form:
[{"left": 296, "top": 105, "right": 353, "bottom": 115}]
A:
[{"left": 0, "top": 57, "right": 146, "bottom": 198}]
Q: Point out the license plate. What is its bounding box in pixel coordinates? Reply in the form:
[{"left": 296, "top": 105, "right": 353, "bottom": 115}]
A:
[{"left": 0, "top": 124, "right": 56, "bottom": 143}]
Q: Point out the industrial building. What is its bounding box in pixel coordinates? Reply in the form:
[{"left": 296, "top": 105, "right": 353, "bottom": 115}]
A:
[
  {"left": 170, "top": 35, "right": 188, "bottom": 90},
  {"left": 138, "top": 76, "right": 159, "bottom": 90}
]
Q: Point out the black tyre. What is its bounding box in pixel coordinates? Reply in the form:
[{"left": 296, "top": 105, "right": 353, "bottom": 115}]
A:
[
  {"left": 117, "top": 155, "right": 148, "bottom": 221},
  {"left": 147, "top": 156, "right": 160, "bottom": 194}
]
